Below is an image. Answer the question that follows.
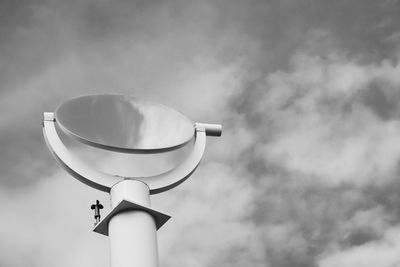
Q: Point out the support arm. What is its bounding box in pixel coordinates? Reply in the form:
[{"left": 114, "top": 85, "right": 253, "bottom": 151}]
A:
[
  {"left": 43, "top": 113, "right": 216, "bottom": 194},
  {"left": 43, "top": 113, "right": 122, "bottom": 192},
  {"left": 144, "top": 127, "right": 206, "bottom": 194}
]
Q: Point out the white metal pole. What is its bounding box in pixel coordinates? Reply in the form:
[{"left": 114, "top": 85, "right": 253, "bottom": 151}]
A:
[{"left": 109, "top": 180, "right": 159, "bottom": 267}]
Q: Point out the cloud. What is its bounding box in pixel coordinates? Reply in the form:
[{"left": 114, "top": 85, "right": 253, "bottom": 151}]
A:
[
  {"left": 0, "top": 169, "right": 109, "bottom": 267},
  {"left": 154, "top": 161, "right": 259, "bottom": 267},
  {"left": 319, "top": 226, "right": 400, "bottom": 267},
  {"left": 237, "top": 46, "right": 400, "bottom": 186},
  {"left": 221, "top": 29, "right": 400, "bottom": 265},
  {"left": 2, "top": 0, "right": 400, "bottom": 267}
]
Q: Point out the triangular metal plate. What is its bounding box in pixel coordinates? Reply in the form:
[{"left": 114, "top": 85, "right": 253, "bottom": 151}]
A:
[{"left": 93, "top": 200, "right": 171, "bottom": 236}]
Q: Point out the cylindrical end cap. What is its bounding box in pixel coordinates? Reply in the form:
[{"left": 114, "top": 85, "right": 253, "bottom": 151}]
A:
[
  {"left": 43, "top": 112, "right": 55, "bottom": 122},
  {"left": 195, "top": 123, "right": 222, "bottom": 137}
]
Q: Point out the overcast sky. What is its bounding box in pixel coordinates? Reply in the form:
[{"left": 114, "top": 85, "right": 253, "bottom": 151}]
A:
[{"left": 1, "top": 0, "right": 400, "bottom": 266}]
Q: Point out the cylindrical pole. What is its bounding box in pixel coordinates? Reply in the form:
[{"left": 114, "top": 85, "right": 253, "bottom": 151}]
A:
[{"left": 109, "top": 180, "right": 159, "bottom": 267}]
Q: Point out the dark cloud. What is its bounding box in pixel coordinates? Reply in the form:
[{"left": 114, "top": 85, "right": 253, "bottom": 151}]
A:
[
  {"left": 345, "top": 227, "right": 380, "bottom": 247},
  {"left": 361, "top": 79, "right": 400, "bottom": 120}
]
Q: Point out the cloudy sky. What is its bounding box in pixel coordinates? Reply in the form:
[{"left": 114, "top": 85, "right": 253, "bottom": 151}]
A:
[{"left": 1, "top": 0, "right": 400, "bottom": 266}]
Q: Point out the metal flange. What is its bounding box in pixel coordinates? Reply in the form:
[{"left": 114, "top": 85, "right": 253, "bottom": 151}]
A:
[{"left": 93, "top": 199, "right": 171, "bottom": 236}]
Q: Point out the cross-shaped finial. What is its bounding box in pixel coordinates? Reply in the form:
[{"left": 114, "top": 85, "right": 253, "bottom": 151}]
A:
[{"left": 91, "top": 200, "right": 104, "bottom": 226}]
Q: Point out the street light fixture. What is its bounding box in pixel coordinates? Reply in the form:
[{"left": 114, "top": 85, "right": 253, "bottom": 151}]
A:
[{"left": 43, "top": 94, "right": 222, "bottom": 267}]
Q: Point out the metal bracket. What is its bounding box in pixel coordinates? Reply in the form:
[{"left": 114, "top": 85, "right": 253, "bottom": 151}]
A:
[
  {"left": 93, "top": 200, "right": 171, "bottom": 236},
  {"left": 43, "top": 113, "right": 122, "bottom": 192},
  {"left": 42, "top": 112, "right": 219, "bottom": 194}
]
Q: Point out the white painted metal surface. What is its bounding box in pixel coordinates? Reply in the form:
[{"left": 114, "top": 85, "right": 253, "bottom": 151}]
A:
[
  {"left": 43, "top": 112, "right": 122, "bottom": 192},
  {"left": 94, "top": 199, "right": 170, "bottom": 235},
  {"left": 109, "top": 180, "right": 159, "bottom": 267},
  {"left": 195, "top": 122, "right": 222, "bottom": 137}
]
